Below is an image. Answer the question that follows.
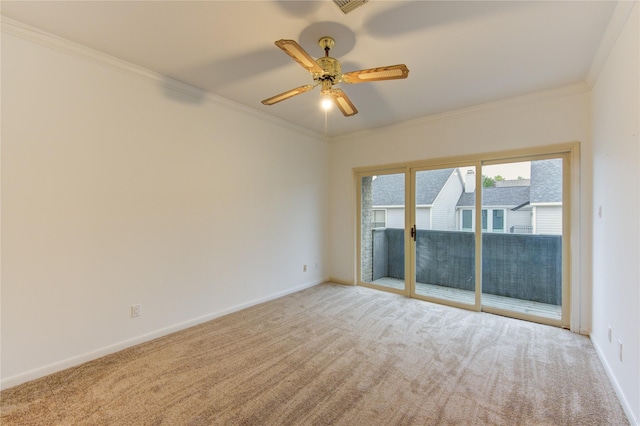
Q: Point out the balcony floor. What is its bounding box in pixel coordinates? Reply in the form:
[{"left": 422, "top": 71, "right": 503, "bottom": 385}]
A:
[{"left": 371, "top": 277, "right": 561, "bottom": 321}]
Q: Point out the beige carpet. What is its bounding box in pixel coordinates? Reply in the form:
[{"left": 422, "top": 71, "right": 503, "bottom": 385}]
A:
[{"left": 1, "top": 283, "right": 629, "bottom": 425}]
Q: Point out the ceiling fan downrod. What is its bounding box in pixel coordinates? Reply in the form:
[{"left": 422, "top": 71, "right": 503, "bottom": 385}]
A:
[
  {"left": 315, "top": 37, "right": 340, "bottom": 84},
  {"left": 318, "top": 36, "right": 335, "bottom": 55}
]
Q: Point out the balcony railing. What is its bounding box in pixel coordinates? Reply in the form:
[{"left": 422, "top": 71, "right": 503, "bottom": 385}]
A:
[
  {"left": 372, "top": 228, "right": 561, "bottom": 306},
  {"left": 510, "top": 225, "right": 533, "bottom": 234}
]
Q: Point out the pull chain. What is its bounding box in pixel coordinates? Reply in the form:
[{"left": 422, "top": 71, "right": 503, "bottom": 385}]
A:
[{"left": 324, "top": 110, "right": 328, "bottom": 137}]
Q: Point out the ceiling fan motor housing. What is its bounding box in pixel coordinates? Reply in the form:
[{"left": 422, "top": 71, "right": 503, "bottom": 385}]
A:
[
  {"left": 314, "top": 57, "right": 342, "bottom": 84},
  {"left": 314, "top": 36, "right": 341, "bottom": 86}
]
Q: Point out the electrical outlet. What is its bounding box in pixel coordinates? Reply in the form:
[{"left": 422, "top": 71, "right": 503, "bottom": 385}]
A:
[
  {"left": 303, "top": 264, "right": 308, "bottom": 272},
  {"left": 131, "top": 304, "right": 141, "bottom": 318},
  {"left": 608, "top": 326, "right": 612, "bottom": 343}
]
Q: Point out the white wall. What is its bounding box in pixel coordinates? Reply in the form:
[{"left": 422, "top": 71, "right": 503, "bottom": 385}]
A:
[
  {"left": 329, "top": 88, "right": 591, "bottom": 324},
  {"left": 1, "top": 27, "right": 329, "bottom": 387},
  {"left": 590, "top": 3, "right": 639, "bottom": 423}
]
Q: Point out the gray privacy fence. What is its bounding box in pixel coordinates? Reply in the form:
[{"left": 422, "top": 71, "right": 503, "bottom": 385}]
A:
[{"left": 372, "top": 228, "right": 562, "bottom": 305}]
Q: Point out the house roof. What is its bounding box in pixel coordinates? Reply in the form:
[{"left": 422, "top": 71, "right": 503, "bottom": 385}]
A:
[
  {"left": 530, "top": 159, "right": 562, "bottom": 203},
  {"left": 372, "top": 168, "right": 455, "bottom": 206},
  {"left": 373, "top": 160, "right": 560, "bottom": 209},
  {"left": 457, "top": 186, "right": 531, "bottom": 208}
]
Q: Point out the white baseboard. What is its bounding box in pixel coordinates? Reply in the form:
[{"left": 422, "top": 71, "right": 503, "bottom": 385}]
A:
[
  {"left": 0, "top": 279, "right": 325, "bottom": 390},
  {"left": 328, "top": 277, "right": 355, "bottom": 286},
  {"left": 590, "top": 334, "right": 639, "bottom": 425}
]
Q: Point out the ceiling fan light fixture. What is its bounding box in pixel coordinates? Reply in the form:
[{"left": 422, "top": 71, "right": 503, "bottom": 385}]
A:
[
  {"left": 333, "top": 0, "right": 368, "bottom": 14},
  {"left": 321, "top": 96, "right": 333, "bottom": 111},
  {"left": 262, "top": 37, "right": 408, "bottom": 117}
]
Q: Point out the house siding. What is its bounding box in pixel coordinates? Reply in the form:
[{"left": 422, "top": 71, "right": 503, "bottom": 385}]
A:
[
  {"left": 534, "top": 205, "right": 562, "bottom": 235},
  {"left": 373, "top": 206, "right": 434, "bottom": 230},
  {"left": 508, "top": 208, "right": 532, "bottom": 233},
  {"left": 416, "top": 207, "right": 430, "bottom": 230},
  {"left": 386, "top": 207, "right": 405, "bottom": 229},
  {"left": 429, "top": 171, "right": 463, "bottom": 231}
]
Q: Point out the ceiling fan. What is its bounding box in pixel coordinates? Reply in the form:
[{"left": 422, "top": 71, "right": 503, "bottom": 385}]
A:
[{"left": 261, "top": 37, "right": 409, "bottom": 117}]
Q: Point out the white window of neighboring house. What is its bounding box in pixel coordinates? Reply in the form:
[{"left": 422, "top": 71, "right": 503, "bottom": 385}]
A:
[
  {"left": 461, "top": 209, "right": 473, "bottom": 231},
  {"left": 372, "top": 209, "right": 386, "bottom": 228},
  {"left": 492, "top": 209, "right": 505, "bottom": 232},
  {"left": 461, "top": 208, "right": 506, "bottom": 232}
]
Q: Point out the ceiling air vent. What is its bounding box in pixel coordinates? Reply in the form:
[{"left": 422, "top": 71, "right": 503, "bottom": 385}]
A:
[{"left": 333, "top": 0, "right": 368, "bottom": 14}]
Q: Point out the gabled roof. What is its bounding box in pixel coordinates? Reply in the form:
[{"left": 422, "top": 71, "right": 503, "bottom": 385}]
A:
[
  {"left": 372, "top": 169, "right": 455, "bottom": 206},
  {"left": 457, "top": 186, "right": 531, "bottom": 207},
  {"left": 373, "top": 160, "right": 560, "bottom": 209},
  {"left": 530, "top": 159, "right": 562, "bottom": 203}
]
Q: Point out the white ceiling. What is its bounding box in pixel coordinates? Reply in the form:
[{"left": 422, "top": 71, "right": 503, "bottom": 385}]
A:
[{"left": 2, "top": 1, "right": 617, "bottom": 137}]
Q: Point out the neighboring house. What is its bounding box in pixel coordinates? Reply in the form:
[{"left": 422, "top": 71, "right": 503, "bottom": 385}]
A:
[
  {"left": 530, "top": 159, "right": 563, "bottom": 234},
  {"left": 371, "top": 162, "right": 562, "bottom": 235},
  {"left": 455, "top": 159, "right": 563, "bottom": 235},
  {"left": 456, "top": 184, "right": 532, "bottom": 233},
  {"left": 372, "top": 168, "right": 463, "bottom": 230}
]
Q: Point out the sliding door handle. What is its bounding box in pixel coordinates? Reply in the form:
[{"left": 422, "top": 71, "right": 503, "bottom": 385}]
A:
[{"left": 410, "top": 225, "right": 416, "bottom": 241}]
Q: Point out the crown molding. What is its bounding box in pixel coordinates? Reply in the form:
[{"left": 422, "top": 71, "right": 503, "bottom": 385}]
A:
[
  {"left": 585, "top": 1, "right": 637, "bottom": 88},
  {"left": 1, "top": 17, "right": 325, "bottom": 142},
  {"left": 330, "top": 82, "right": 591, "bottom": 143}
]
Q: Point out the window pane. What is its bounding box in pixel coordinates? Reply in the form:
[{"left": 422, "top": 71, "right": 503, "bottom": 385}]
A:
[
  {"left": 481, "top": 160, "right": 562, "bottom": 320},
  {"left": 462, "top": 210, "right": 472, "bottom": 230},
  {"left": 361, "top": 174, "right": 405, "bottom": 291},
  {"left": 493, "top": 209, "right": 504, "bottom": 231},
  {"left": 415, "top": 166, "right": 476, "bottom": 306},
  {"left": 373, "top": 210, "right": 385, "bottom": 228},
  {"left": 482, "top": 209, "right": 488, "bottom": 230}
]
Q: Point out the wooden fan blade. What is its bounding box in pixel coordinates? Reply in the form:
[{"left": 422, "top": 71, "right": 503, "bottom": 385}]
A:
[
  {"left": 328, "top": 88, "right": 358, "bottom": 117},
  {"left": 275, "top": 39, "right": 324, "bottom": 74},
  {"left": 342, "top": 64, "right": 409, "bottom": 84},
  {"left": 261, "top": 84, "right": 316, "bottom": 105}
]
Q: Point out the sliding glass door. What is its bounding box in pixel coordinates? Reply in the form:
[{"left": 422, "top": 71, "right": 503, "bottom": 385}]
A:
[
  {"left": 356, "top": 148, "right": 571, "bottom": 328},
  {"left": 412, "top": 166, "right": 477, "bottom": 308},
  {"left": 480, "top": 159, "right": 565, "bottom": 321}
]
